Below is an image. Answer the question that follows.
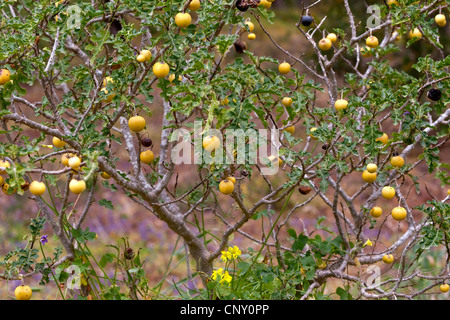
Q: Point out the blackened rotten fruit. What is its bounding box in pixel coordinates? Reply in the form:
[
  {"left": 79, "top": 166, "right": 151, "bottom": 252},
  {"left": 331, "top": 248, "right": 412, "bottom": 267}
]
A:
[
  {"left": 301, "top": 15, "right": 314, "bottom": 26},
  {"left": 427, "top": 89, "right": 441, "bottom": 101}
]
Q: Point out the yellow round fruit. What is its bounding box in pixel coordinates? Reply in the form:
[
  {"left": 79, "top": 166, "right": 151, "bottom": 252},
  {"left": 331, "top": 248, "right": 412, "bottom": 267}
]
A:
[
  {"left": 260, "top": 0, "right": 271, "bottom": 9},
  {"left": 362, "top": 170, "right": 377, "bottom": 183},
  {"left": 140, "top": 150, "right": 155, "bottom": 164},
  {"left": 366, "top": 163, "right": 378, "bottom": 173},
  {"left": 282, "top": 97, "right": 292, "bottom": 107},
  {"left": 284, "top": 126, "right": 295, "bottom": 135},
  {"left": 268, "top": 155, "right": 283, "bottom": 167},
  {"left": 0, "top": 159, "right": 10, "bottom": 174},
  {"left": 128, "top": 116, "right": 146, "bottom": 132},
  {"left": 408, "top": 28, "right": 422, "bottom": 39},
  {"left": 202, "top": 135, "right": 220, "bottom": 152},
  {"left": 29, "top": 181, "right": 46, "bottom": 196},
  {"left": 381, "top": 186, "right": 395, "bottom": 199},
  {"left": 318, "top": 38, "right": 332, "bottom": 51},
  {"left": 390, "top": 156, "right": 404, "bottom": 168},
  {"left": 382, "top": 254, "right": 394, "bottom": 264},
  {"left": 366, "top": 35, "right": 379, "bottom": 48},
  {"left": 309, "top": 127, "right": 318, "bottom": 140},
  {"left": 0, "top": 176, "right": 4, "bottom": 187},
  {"left": 391, "top": 206, "right": 407, "bottom": 221},
  {"left": 52, "top": 137, "right": 66, "bottom": 148},
  {"left": 376, "top": 133, "right": 389, "bottom": 145},
  {"left": 435, "top": 14, "right": 446, "bottom": 27},
  {"left": 370, "top": 206, "right": 382, "bottom": 218},
  {"left": 100, "top": 172, "right": 111, "bottom": 179},
  {"left": 278, "top": 62, "right": 291, "bottom": 75},
  {"left": 152, "top": 62, "right": 170, "bottom": 78},
  {"left": 175, "top": 12, "right": 192, "bottom": 28},
  {"left": 137, "top": 54, "right": 146, "bottom": 63},
  {"left": 447, "top": 188, "right": 450, "bottom": 196},
  {"left": 0, "top": 69, "right": 11, "bottom": 85},
  {"left": 440, "top": 284, "right": 450, "bottom": 293},
  {"left": 140, "top": 49, "right": 152, "bottom": 61},
  {"left": 15, "top": 285, "right": 32, "bottom": 300},
  {"left": 247, "top": 33, "right": 256, "bottom": 40},
  {"left": 61, "top": 153, "right": 74, "bottom": 166},
  {"left": 227, "top": 176, "right": 236, "bottom": 184},
  {"left": 334, "top": 99, "right": 348, "bottom": 110},
  {"left": 245, "top": 21, "right": 255, "bottom": 32},
  {"left": 219, "top": 179, "right": 235, "bottom": 195},
  {"left": 360, "top": 46, "right": 373, "bottom": 58},
  {"left": 387, "top": 0, "right": 399, "bottom": 7},
  {"left": 326, "top": 33, "right": 338, "bottom": 43},
  {"left": 188, "top": 0, "right": 201, "bottom": 11},
  {"left": 68, "top": 156, "right": 81, "bottom": 169},
  {"left": 69, "top": 179, "right": 86, "bottom": 194}
]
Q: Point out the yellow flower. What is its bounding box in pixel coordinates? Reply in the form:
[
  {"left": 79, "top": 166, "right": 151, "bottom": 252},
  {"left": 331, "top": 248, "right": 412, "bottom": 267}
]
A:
[
  {"left": 220, "top": 250, "right": 232, "bottom": 262},
  {"left": 228, "top": 245, "right": 241, "bottom": 259},
  {"left": 219, "top": 271, "right": 232, "bottom": 285},
  {"left": 363, "top": 239, "right": 373, "bottom": 247},
  {"left": 211, "top": 268, "right": 224, "bottom": 281}
]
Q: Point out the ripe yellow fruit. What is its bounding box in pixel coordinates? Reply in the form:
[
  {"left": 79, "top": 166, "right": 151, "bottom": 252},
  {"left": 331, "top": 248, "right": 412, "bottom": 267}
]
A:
[
  {"left": 2, "top": 182, "right": 16, "bottom": 195},
  {"left": 381, "top": 186, "right": 395, "bottom": 199},
  {"left": 219, "top": 179, "right": 235, "bottom": 195},
  {"left": 408, "top": 28, "right": 422, "bottom": 39},
  {"left": 188, "top": 0, "right": 201, "bottom": 11},
  {"left": 0, "top": 176, "right": 4, "bottom": 187},
  {"left": 0, "top": 69, "right": 11, "bottom": 85},
  {"left": 61, "top": 153, "right": 75, "bottom": 166},
  {"left": 366, "top": 163, "right": 378, "bottom": 173},
  {"left": 140, "top": 150, "right": 155, "bottom": 164},
  {"left": 366, "top": 35, "right": 379, "bottom": 48},
  {"left": 175, "top": 12, "right": 192, "bottom": 28},
  {"left": 370, "top": 206, "right": 382, "bottom": 218},
  {"left": 100, "top": 87, "right": 115, "bottom": 103},
  {"left": 68, "top": 156, "right": 81, "bottom": 169},
  {"left": 435, "top": 14, "right": 447, "bottom": 27},
  {"left": 284, "top": 126, "right": 295, "bottom": 135},
  {"left": 69, "top": 179, "right": 86, "bottom": 194},
  {"left": 318, "top": 38, "right": 332, "bottom": 51},
  {"left": 334, "top": 99, "right": 348, "bottom": 110},
  {"left": 140, "top": 49, "right": 152, "bottom": 61},
  {"left": 362, "top": 170, "right": 377, "bottom": 183},
  {"left": 260, "top": 0, "right": 271, "bottom": 9},
  {"left": 152, "top": 62, "right": 170, "bottom": 78},
  {"left": 0, "top": 159, "right": 10, "bottom": 174},
  {"left": 360, "top": 46, "right": 373, "bottom": 58},
  {"left": 202, "top": 135, "right": 220, "bottom": 152},
  {"left": 309, "top": 127, "right": 318, "bottom": 140},
  {"left": 137, "top": 54, "right": 146, "bottom": 63},
  {"left": 326, "top": 33, "right": 338, "bottom": 43},
  {"left": 282, "top": 97, "right": 293, "bottom": 107},
  {"left": 52, "top": 137, "right": 66, "bottom": 148},
  {"left": 391, "top": 206, "right": 407, "bottom": 221},
  {"left": 382, "top": 254, "right": 394, "bottom": 264},
  {"left": 390, "top": 156, "right": 404, "bottom": 168},
  {"left": 387, "top": 0, "right": 399, "bottom": 7},
  {"left": 247, "top": 33, "right": 256, "bottom": 40},
  {"left": 15, "top": 285, "right": 32, "bottom": 300},
  {"left": 227, "top": 176, "right": 236, "bottom": 184},
  {"left": 245, "top": 21, "right": 255, "bottom": 32},
  {"left": 447, "top": 188, "right": 450, "bottom": 196},
  {"left": 128, "top": 116, "right": 146, "bottom": 132},
  {"left": 440, "top": 284, "right": 450, "bottom": 293},
  {"left": 278, "top": 62, "right": 291, "bottom": 74},
  {"left": 376, "top": 133, "right": 389, "bottom": 145},
  {"left": 29, "top": 181, "right": 46, "bottom": 196},
  {"left": 100, "top": 172, "right": 111, "bottom": 179}
]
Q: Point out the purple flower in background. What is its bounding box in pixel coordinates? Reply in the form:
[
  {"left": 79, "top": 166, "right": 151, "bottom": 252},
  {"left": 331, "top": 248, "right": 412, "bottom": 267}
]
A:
[
  {"left": 403, "top": 111, "right": 410, "bottom": 116},
  {"left": 40, "top": 235, "right": 48, "bottom": 245}
]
